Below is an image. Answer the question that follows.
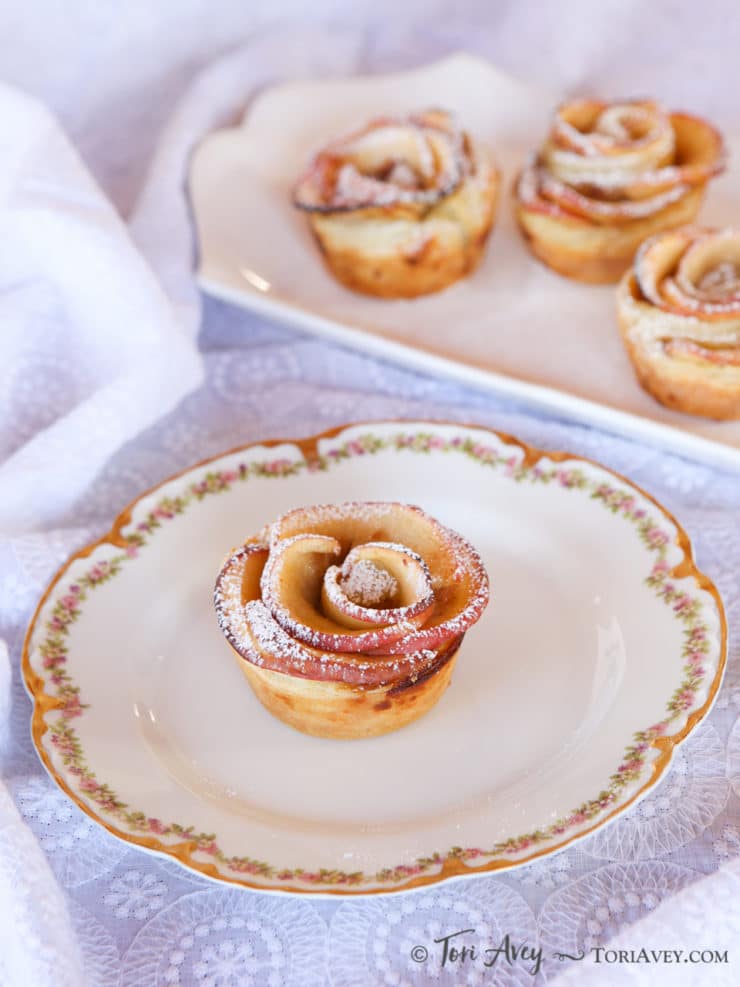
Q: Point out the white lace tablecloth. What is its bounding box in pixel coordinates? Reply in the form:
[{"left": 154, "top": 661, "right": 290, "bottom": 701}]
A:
[{"left": 1, "top": 6, "right": 740, "bottom": 986}]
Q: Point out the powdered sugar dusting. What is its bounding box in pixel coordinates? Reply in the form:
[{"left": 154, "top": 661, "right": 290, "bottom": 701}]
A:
[
  {"left": 633, "top": 228, "right": 740, "bottom": 329},
  {"left": 698, "top": 261, "right": 740, "bottom": 297},
  {"left": 214, "top": 501, "right": 490, "bottom": 687},
  {"left": 340, "top": 558, "right": 398, "bottom": 607},
  {"left": 539, "top": 169, "right": 688, "bottom": 221},
  {"left": 293, "top": 110, "right": 474, "bottom": 214},
  {"left": 518, "top": 99, "right": 724, "bottom": 224}
]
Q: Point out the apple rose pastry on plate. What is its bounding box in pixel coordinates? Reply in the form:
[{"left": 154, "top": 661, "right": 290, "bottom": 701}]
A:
[
  {"left": 214, "top": 502, "right": 489, "bottom": 739},
  {"left": 292, "top": 110, "right": 499, "bottom": 298},
  {"left": 617, "top": 227, "right": 740, "bottom": 420},
  {"left": 514, "top": 99, "right": 725, "bottom": 283}
]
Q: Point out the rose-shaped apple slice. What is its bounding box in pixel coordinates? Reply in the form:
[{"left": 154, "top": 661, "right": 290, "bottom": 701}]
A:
[
  {"left": 635, "top": 228, "right": 691, "bottom": 308},
  {"left": 263, "top": 502, "right": 489, "bottom": 656},
  {"left": 243, "top": 600, "right": 463, "bottom": 687},
  {"left": 213, "top": 542, "right": 269, "bottom": 656},
  {"left": 546, "top": 100, "right": 676, "bottom": 186},
  {"left": 292, "top": 111, "right": 464, "bottom": 215},
  {"left": 665, "top": 338, "right": 740, "bottom": 366},
  {"left": 544, "top": 102, "right": 724, "bottom": 199},
  {"left": 321, "top": 542, "right": 436, "bottom": 630},
  {"left": 538, "top": 170, "right": 689, "bottom": 224},
  {"left": 215, "top": 546, "right": 463, "bottom": 687},
  {"left": 636, "top": 229, "right": 740, "bottom": 319},
  {"left": 663, "top": 231, "right": 740, "bottom": 317},
  {"left": 260, "top": 533, "right": 432, "bottom": 653}
]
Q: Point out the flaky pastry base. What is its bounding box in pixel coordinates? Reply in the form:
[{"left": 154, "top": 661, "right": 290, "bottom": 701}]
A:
[
  {"left": 617, "top": 273, "right": 740, "bottom": 419},
  {"left": 235, "top": 638, "right": 461, "bottom": 739},
  {"left": 515, "top": 185, "right": 704, "bottom": 285},
  {"left": 309, "top": 163, "right": 499, "bottom": 298}
]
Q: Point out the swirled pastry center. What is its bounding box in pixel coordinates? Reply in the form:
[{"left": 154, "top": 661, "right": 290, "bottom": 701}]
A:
[
  {"left": 339, "top": 557, "right": 398, "bottom": 608},
  {"left": 214, "top": 502, "right": 490, "bottom": 687},
  {"left": 293, "top": 110, "right": 468, "bottom": 213},
  {"left": 625, "top": 228, "right": 740, "bottom": 365},
  {"left": 517, "top": 100, "right": 724, "bottom": 224}
]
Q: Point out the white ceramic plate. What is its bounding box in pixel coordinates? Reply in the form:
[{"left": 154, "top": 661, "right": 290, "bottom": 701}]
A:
[
  {"left": 24, "top": 421, "right": 726, "bottom": 895},
  {"left": 190, "top": 53, "right": 740, "bottom": 471}
]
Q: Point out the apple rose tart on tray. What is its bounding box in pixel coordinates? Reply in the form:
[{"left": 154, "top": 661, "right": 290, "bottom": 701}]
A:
[
  {"left": 618, "top": 227, "right": 740, "bottom": 420},
  {"left": 293, "top": 109, "right": 500, "bottom": 298},
  {"left": 214, "top": 502, "right": 489, "bottom": 739},
  {"left": 514, "top": 99, "right": 725, "bottom": 284}
]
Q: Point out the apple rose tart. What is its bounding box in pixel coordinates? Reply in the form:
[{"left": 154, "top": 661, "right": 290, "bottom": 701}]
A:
[
  {"left": 293, "top": 110, "right": 499, "bottom": 298},
  {"left": 514, "top": 99, "right": 725, "bottom": 283},
  {"left": 617, "top": 227, "right": 740, "bottom": 419},
  {"left": 214, "top": 502, "right": 490, "bottom": 739}
]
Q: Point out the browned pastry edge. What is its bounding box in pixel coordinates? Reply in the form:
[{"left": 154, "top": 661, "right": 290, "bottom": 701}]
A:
[
  {"left": 514, "top": 185, "right": 705, "bottom": 284},
  {"left": 307, "top": 165, "right": 500, "bottom": 298},
  {"left": 617, "top": 274, "right": 740, "bottom": 420},
  {"left": 234, "top": 638, "right": 462, "bottom": 739}
]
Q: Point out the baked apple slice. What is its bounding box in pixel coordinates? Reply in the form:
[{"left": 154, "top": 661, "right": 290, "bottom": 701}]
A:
[
  {"left": 214, "top": 500, "right": 491, "bottom": 738},
  {"left": 321, "top": 541, "right": 435, "bottom": 630}
]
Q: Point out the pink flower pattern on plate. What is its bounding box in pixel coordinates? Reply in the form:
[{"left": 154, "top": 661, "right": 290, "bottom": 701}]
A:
[{"left": 31, "top": 431, "right": 720, "bottom": 888}]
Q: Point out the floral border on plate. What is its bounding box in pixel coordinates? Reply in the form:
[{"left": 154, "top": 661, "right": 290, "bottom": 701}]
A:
[{"left": 26, "top": 427, "right": 725, "bottom": 891}]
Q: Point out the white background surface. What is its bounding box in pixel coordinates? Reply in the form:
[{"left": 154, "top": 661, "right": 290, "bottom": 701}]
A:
[{"left": 1, "top": 3, "right": 739, "bottom": 985}]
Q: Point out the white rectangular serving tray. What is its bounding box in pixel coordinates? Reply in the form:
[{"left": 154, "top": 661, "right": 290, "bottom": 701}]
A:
[{"left": 189, "top": 53, "right": 740, "bottom": 470}]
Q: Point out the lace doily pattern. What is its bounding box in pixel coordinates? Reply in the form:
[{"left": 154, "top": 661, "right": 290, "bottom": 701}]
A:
[
  {"left": 508, "top": 851, "right": 574, "bottom": 892},
  {"left": 727, "top": 712, "right": 740, "bottom": 799},
  {"left": 10, "top": 776, "right": 127, "bottom": 886},
  {"left": 70, "top": 901, "right": 121, "bottom": 987},
  {"left": 537, "top": 862, "right": 699, "bottom": 980},
  {"left": 103, "top": 869, "right": 169, "bottom": 921},
  {"left": 327, "top": 879, "right": 537, "bottom": 986},
  {"left": 120, "top": 889, "right": 327, "bottom": 987},
  {"left": 583, "top": 723, "right": 729, "bottom": 860}
]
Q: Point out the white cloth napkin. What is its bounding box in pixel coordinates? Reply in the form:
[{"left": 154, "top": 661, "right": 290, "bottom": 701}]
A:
[
  {"left": 0, "top": 82, "right": 204, "bottom": 985},
  {"left": 0, "top": 680, "right": 85, "bottom": 986},
  {"left": 0, "top": 84, "right": 203, "bottom": 537}
]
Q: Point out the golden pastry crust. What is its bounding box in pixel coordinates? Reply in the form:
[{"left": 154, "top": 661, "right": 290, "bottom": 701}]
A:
[
  {"left": 237, "top": 638, "right": 461, "bottom": 740},
  {"left": 294, "top": 110, "right": 499, "bottom": 298},
  {"left": 617, "top": 227, "right": 740, "bottom": 419},
  {"left": 516, "top": 185, "right": 704, "bottom": 285},
  {"left": 515, "top": 101, "right": 725, "bottom": 284},
  {"left": 214, "top": 502, "right": 490, "bottom": 739}
]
